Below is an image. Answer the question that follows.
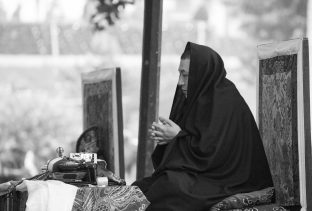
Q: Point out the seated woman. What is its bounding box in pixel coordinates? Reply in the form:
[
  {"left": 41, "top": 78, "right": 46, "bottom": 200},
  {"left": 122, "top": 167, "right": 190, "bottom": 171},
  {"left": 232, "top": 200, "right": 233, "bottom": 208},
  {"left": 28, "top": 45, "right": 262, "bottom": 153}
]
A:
[{"left": 132, "top": 42, "right": 273, "bottom": 211}]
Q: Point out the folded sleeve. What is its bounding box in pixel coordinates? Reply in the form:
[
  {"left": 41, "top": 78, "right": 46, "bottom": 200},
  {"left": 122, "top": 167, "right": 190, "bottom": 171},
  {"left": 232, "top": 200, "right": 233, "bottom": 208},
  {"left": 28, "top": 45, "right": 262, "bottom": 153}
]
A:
[{"left": 175, "top": 130, "right": 189, "bottom": 139}]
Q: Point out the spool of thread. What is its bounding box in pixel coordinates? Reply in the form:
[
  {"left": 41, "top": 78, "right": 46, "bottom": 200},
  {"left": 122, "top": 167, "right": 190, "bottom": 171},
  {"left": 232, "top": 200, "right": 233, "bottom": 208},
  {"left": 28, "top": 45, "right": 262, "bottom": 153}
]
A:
[
  {"left": 56, "top": 147, "right": 64, "bottom": 157},
  {"left": 96, "top": 177, "right": 108, "bottom": 187}
]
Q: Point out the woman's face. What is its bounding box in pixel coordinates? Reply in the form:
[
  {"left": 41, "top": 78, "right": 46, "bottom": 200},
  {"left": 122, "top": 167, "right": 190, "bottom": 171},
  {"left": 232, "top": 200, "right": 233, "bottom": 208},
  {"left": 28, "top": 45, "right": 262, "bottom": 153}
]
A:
[{"left": 178, "top": 58, "right": 190, "bottom": 97}]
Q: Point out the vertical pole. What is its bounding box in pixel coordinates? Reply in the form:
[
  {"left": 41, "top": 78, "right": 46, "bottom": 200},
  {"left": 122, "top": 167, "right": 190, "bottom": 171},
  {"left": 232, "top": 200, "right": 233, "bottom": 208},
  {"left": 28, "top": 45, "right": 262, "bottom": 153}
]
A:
[
  {"left": 50, "top": 21, "right": 59, "bottom": 56},
  {"left": 307, "top": 0, "right": 312, "bottom": 131},
  {"left": 137, "top": 0, "right": 163, "bottom": 180},
  {"left": 302, "top": 38, "right": 312, "bottom": 211}
]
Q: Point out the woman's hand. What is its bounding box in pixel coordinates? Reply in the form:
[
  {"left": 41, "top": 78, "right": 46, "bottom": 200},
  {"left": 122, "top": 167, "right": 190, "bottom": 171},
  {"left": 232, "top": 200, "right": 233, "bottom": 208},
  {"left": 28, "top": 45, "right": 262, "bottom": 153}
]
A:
[{"left": 149, "top": 116, "right": 181, "bottom": 145}]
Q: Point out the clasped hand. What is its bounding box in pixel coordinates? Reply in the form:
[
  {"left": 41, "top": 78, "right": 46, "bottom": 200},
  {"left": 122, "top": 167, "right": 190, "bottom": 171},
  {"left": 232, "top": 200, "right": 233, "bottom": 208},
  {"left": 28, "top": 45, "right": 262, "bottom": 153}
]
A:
[{"left": 149, "top": 116, "right": 181, "bottom": 145}]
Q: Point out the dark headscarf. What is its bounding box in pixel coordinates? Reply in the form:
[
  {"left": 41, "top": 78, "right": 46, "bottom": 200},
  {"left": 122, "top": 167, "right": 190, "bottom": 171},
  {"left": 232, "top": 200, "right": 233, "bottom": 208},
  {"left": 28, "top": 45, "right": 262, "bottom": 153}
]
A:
[{"left": 152, "top": 42, "right": 272, "bottom": 193}]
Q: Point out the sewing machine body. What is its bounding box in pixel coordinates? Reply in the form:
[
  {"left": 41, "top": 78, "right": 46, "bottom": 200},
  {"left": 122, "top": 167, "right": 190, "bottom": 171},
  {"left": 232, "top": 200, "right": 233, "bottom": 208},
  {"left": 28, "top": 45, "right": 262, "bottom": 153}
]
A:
[{"left": 46, "top": 153, "right": 97, "bottom": 185}]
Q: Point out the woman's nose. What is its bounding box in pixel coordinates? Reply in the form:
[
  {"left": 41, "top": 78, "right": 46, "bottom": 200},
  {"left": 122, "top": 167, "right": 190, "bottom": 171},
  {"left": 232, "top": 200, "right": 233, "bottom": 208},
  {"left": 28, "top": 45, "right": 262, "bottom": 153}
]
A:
[{"left": 178, "top": 74, "right": 184, "bottom": 85}]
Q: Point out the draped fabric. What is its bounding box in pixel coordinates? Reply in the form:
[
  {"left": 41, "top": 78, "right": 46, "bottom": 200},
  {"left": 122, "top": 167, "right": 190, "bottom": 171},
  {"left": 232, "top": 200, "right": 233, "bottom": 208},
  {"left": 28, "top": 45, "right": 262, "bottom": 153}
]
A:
[
  {"left": 17, "top": 180, "right": 78, "bottom": 211},
  {"left": 133, "top": 42, "right": 273, "bottom": 211},
  {"left": 72, "top": 186, "right": 150, "bottom": 211},
  {"left": 3, "top": 181, "right": 149, "bottom": 211}
]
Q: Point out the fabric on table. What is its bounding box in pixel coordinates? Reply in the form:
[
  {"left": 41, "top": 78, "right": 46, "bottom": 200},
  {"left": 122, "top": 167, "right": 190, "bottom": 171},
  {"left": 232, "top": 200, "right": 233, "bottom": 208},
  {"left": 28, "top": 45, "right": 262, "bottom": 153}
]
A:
[
  {"left": 16, "top": 181, "right": 27, "bottom": 192},
  {"left": 0, "top": 181, "right": 13, "bottom": 196},
  {"left": 23, "top": 180, "right": 49, "bottom": 211},
  {"left": 21, "top": 180, "right": 78, "bottom": 211},
  {"left": 72, "top": 185, "right": 150, "bottom": 211},
  {"left": 210, "top": 187, "right": 274, "bottom": 211},
  {"left": 0, "top": 180, "right": 25, "bottom": 196},
  {"left": 46, "top": 180, "right": 78, "bottom": 211}
]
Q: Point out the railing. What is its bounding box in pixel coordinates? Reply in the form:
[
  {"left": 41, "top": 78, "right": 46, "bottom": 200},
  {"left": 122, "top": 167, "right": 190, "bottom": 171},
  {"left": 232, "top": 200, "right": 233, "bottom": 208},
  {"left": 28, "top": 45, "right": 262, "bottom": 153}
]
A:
[{"left": 0, "top": 191, "right": 27, "bottom": 211}]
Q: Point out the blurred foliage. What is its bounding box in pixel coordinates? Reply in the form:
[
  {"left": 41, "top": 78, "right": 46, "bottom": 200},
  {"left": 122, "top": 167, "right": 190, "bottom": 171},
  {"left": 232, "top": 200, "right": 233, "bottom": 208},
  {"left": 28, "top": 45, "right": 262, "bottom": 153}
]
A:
[
  {"left": 233, "top": 0, "right": 308, "bottom": 41},
  {"left": 216, "top": 0, "right": 309, "bottom": 86},
  {"left": 0, "top": 2, "right": 6, "bottom": 22},
  {"left": 87, "top": 0, "right": 135, "bottom": 31},
  {"left": 0, "top": 83, "right": 79, "bottom": 181},
  {"left": 0, "top": 23, "right": 95, "bottom": 55}
]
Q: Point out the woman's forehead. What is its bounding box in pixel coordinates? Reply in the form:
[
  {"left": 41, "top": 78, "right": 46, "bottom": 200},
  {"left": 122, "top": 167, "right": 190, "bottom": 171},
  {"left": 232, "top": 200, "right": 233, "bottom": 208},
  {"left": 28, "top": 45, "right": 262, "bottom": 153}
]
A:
[{"left": 179, "top": 58, "right": 190, "bottom": 72}]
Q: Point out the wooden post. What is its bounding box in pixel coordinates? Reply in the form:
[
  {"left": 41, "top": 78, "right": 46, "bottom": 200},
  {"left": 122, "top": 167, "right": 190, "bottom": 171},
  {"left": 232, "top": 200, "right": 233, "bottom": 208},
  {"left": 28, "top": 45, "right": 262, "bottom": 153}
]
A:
[
  {"left": 137, "top": 0, "right": 163, "bottom": 179},
  {"left": 302, "top": 38, "right": 312, "bottom": 211}
]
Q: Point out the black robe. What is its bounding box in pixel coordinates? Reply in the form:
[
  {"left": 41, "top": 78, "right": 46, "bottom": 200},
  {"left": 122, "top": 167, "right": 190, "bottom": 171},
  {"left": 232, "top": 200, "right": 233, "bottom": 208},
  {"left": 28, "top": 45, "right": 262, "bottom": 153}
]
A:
[{"left": 133, "top": 42, "right": 273, "bottom": 211}]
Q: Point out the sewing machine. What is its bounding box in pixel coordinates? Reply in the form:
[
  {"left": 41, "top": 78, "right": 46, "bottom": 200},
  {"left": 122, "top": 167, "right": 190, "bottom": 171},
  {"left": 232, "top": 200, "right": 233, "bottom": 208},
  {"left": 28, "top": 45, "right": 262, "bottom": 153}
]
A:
[
  {"left": 43, "top": 147, "right": 97, "bottom": 186},
  {"left": 42, "top": 147, "right": 125, "bottom": 186}
]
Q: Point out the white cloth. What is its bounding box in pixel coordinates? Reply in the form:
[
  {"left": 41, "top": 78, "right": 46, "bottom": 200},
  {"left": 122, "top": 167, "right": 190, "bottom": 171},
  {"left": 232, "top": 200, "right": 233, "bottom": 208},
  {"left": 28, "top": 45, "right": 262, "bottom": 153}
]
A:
[
  {"left": 257, "top": 38, "right": 302, "bottom": 59},
  {"left": 16, "top": 180, "right": 78, "bottom": 211}
]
